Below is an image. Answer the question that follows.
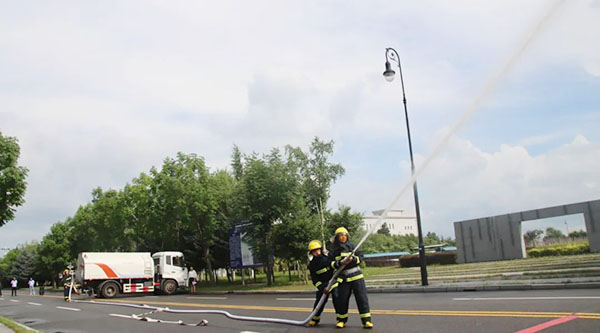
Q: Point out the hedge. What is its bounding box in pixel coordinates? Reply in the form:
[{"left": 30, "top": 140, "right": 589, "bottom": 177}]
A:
[
  {"left": 527, "top": 242, "right": 590, "bottom": 258},
  {"left": 399, "top": 251, "right": 457, "bottom": 267}
]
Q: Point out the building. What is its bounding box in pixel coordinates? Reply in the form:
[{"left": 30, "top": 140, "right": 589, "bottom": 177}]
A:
[{"left": 362, "top": 209, "right": 417, "bottom": 236}]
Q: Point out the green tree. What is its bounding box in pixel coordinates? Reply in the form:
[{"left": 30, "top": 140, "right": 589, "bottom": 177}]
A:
[
  {"left": 324, "top": 205, "right": 363, "bottom": 239},
  {"left": 286, "top": 137, "right": 345, "bottom": 214},
  {"left": 544, "top": 227, "right": 565, "bottom": 241},
  {"left": 36, "top": 221, "right": 75, "bottom": 284},
  {"left": 568, "top": 230, "right": 587, "bottom": 239},
  {"left": 524, "top": 229, "right": 543, "bottom": 246},
  {"left": 237, "top": 150, "right": 302, "bottom": 286},
  {"left": 9, "top": 244, "right": 38, "bottom": 283},
  {"left": 0, "top": 131, "right": 29, "bottom": 227},
  {"left": 377, "top": 222, "right": 391, "bottom": 236}
]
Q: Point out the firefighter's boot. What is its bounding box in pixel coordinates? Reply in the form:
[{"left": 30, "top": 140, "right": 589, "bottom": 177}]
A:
[
  {"left": 336, "top": 321, "right": 345, "bottom": 328},
  {"left": 363, "top": 321, "right": 374, "bottom": 329}
]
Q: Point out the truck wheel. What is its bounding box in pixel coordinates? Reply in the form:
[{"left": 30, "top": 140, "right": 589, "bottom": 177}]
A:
[
  {"left": 101, "top": 282, "right": 119, "bottom": 298},
  {"left": 162, "top": 280, "right": 177, "bottom": 295}
]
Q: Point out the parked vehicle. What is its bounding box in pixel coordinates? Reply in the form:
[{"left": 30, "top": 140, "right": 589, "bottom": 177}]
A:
[{"left": 75, "top": 251, "right": 188, "bottom": 298}]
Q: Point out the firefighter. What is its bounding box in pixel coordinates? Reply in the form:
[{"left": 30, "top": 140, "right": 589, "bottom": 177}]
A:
[
  {"left": 62, "top": 268, "right": 72, "bottom": 302},
  {"left": 307, "top": 240, "right": 340, "bottom": 327},
  {"left": 329, "top": 227, "right": 373, "bottom": 329}
]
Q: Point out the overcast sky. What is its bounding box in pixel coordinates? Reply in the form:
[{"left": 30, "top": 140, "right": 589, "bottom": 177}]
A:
[{"left": 1, "top": 1, "right": 599, "bottom": 251}]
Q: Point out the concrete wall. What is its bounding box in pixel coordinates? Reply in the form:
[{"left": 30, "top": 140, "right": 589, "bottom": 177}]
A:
[{"left": 454, "top": 199, "right": 600, "bottom": 263}]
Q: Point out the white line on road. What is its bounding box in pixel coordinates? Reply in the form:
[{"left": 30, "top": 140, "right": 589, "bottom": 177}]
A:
[
  {"left": 187, "top": 296, "right": 228, "bottom": 300},
  {"left": 56, "top": 306, "right": 81, "bottom": 311},
  {"left": 9, "top": 299, "right": 20, "bottom": 303},
  {"left": 453, "top": 296, "right": 600, "bottom": 301},
  {"left": 27, "top": 302, "right": 42, "bottom": 306},
  {"left": 276, "top": 298, "right": 314, "bottom": 301}
]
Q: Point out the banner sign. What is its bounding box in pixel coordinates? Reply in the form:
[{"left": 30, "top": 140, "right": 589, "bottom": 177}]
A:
[{"left": 229, "top": 223, "right": 263, "bottom": 269}]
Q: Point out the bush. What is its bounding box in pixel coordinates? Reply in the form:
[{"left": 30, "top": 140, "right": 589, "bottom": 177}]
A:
[
  {"left": 399, "top": 251, "right": 457, "bottom": 267},
  {"left": 527, "top": 242, "right": 590, "bottom": 258}
]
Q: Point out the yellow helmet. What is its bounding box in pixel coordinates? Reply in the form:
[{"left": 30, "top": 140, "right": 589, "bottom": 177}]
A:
[
  {"left": 335, "top": 227, "right": 349, "bottom": 236},
  {"left": 64, "top": 269, "right": 70, "bottom": 274},
  {"left": 308, "top": 240, "right": 322, "bottom": 251}
]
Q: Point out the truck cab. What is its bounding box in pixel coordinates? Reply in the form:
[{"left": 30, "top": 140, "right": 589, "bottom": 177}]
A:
[{"left": 152, "top": 251, "right": 188, "bottom": 294}]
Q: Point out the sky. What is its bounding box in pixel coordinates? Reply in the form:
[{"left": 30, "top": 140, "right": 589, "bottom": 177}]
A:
[{"left": 1, "top": 0, "right": 599, "bottom": 251}]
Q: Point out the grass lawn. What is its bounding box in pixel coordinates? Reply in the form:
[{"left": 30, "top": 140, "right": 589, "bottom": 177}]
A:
[{"left": 0, "top": 316, "right": 37, "bottom": 333}]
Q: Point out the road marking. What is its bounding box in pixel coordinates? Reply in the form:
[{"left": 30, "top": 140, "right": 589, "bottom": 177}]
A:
[
  {"left": 454, "top": 296, "right": 600, "bottom": 301},
  {"left": 28, "top": 302, "right": 42, "bottom": 306},
  {"left": 10, "top": 300, "right": 20, "bottom": 303},
  {"left": 56, "top": 306, "right": 81, "bottom": 311},
  {"left": 515, "top": 315, "right": 579, "bottom": 332},
  {"left": 187, "top": 296, "right": 228, "bottom": 300},
  {"left": 89, "top": 298, "right": 600, "bottom": 320},
  {"left": 276, "top": 298, "right": 314, "bottom": 301}
]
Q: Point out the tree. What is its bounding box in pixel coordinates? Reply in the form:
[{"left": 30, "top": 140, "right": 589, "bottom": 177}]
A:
[
  {"left": 377, "top": 222, "right": 391, "bottom": 236},
  {"left": 568, "top": 230, "right": 587, "bottom": 239},
  {"left": 524, "top": 229, "right": 543, "bottom": 246},
  {"left": 543, "top": 227, "right": 565, "bottom": 241},
  {"left": 286, "top": 137, "right": 345, "bottom": 214},
  {"left": 324, "top": 205, "right": 363, "bottom": 239},
  {"left": 0, "top": 131, "right": 29, "bottom": 227},
  {"left": 237, "top": 149, "right": 303, "bottom": 286},
  {"left": 9, "top": 244, "right": 37, "bottom": 283},
  {"left": 36, "top": 221, "right": 75, "bottom": 284}
]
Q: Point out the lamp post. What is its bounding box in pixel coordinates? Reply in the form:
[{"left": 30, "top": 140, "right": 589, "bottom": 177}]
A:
[{"left": 383, "top": 47, "right": 428, "bottom": 286}]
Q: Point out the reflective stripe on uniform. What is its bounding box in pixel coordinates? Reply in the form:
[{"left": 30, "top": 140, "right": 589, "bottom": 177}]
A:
[
  {"left": 316, "top": 267, "right": 329, "bottom": 275},
  {"left": 346, "top": 274, "right": 364, "bottom": 282},
  {"left": 313, "top": 316, "right": 320, "bottom": 320},
  {"left": 360, "top": 312, "right": 371, "bottom": 318},
  {"left": 334, "top": 252, "right": 353, "bottom": 260},
  {"left": 330, "top": 282, "right": 339, "bottom": 290},
  {"left": 336, "top": 313, "right": 349, "bottom": 319},
  {"left": 315, "top": 281, "right": 322, "bottom": 288}
]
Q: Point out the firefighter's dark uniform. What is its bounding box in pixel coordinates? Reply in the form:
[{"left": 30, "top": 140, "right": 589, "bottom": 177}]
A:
[
  {"left": 308, "top": 252, "right": 339, "bottom": 325},
  {"left": 62, "top": 272, "right": 72, "bottom": 301},
  {"left": 330, "top": 241, "right": 372, "bottom": 326}
]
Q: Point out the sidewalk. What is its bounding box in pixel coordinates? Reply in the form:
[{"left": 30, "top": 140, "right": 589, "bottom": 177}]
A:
[{"left": 0, "top": 323, "right": 11, "bottom": 333}]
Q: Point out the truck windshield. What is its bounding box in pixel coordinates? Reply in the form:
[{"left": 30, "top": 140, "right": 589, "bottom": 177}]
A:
[{"left": 172, "top": 256, "right": 185, "bottom": 267}]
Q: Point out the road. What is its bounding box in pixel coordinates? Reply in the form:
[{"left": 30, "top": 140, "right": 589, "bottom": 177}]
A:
[{"left": 1, "top": 289, "right": 600, "bottom": 332}]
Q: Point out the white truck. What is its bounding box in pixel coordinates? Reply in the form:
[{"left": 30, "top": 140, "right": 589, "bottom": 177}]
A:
[{"left": 75, "top": 251, "right": 189, "bottom": 298}]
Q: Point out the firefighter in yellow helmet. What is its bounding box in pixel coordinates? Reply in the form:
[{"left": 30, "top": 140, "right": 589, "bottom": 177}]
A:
[
  {"left": 329, "top": 227, "right": 373, "bottom": 329},
  {"left": 307, "top": 240, "right": 339, "bottom": 327},
  {"left": 62, "top": 268, "right": 72, "bottom": 302}
]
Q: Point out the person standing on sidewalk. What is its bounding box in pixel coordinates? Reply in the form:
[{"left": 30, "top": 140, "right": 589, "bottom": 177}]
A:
[
  {"left": 188, "top": 266, "right": 198, "bottom": 294},
  {"left": 10, "top": 277, "right": 18, "bottom": 296},
  {"left": 28, "top": 277, "right": 36, "bottom": 295},
  {"left": 329, "top": 227, "right": 373, "bottom": 329}
]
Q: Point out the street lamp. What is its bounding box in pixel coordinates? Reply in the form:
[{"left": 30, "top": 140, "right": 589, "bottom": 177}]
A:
[{"left": 383, "top": 47, "right": 428, "bottom": 286}]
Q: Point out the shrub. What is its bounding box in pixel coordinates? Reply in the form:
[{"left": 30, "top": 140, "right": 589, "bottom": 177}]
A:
[
  {"left": 527, "top": 242, "right": 590, "bottom": 258},
  {"left": 399, "top": 251, "right": 457, "bottom": 267}
]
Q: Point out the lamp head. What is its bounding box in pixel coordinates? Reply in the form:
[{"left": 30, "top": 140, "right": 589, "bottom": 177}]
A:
[{"left": 383, "top": 61, "right": 395, "bottom": 82}]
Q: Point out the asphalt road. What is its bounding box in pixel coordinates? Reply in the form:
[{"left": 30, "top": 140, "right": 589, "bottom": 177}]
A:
[{"left": 1, "top": 289, "right": 600, "bottom": 332}]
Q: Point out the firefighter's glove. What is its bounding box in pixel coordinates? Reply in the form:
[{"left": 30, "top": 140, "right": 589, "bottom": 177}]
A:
[{"left": 340, "top": 256, "right": 354, "bottom": 266}]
